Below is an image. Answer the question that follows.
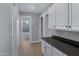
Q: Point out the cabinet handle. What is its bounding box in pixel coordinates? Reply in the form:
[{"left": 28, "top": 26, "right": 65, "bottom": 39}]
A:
[
  {"left": 69, "top": 26, "right": 71, "bottom": 28},
  {"left": 65, "top": 26, "right": 67, "bottom": 27}
]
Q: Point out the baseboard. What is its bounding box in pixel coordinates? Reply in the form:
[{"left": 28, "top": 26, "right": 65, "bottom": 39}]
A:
[{"left": 31, "top": 41, "right": 41, "bottom": 44}]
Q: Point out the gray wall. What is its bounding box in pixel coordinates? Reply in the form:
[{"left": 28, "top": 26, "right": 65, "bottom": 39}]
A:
[
  {"left": 19, "top": 12, "right": 40, "bottom": 42},
  {"left": 0, "top": 3, "right": 12, "bottom": 56}
]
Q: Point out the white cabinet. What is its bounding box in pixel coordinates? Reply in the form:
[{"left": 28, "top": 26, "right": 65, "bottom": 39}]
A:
[
  {"left": 41, "top": 40, "right": 51, "bottom": 56},
  {"left": 48, "top": 3, "right": 79, "bottom": 31},
  {"left": 41, "top": 40, "right": 46, "bottom": 55},
  {"left": 55, "top": 3, "right": 68, "bottom": 30},
  {"left": 70, "top": 3, "right": 79, "bottom": 32},
  {"left": 41, "top": 40, "right": 67, "bottom": 56},
  {"left": 45, "top": 42, "right": 51, "bottom": 56},
  {"left": 48, "top": 4, "right": 56, "bottom": 28},
  {"left": 48, "top": 3, "right": 69, "bottom": 30}
]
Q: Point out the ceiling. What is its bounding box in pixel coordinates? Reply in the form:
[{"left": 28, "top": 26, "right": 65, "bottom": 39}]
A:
[{"left": 18, "top": 3, "right": 51, "bottom": 14}]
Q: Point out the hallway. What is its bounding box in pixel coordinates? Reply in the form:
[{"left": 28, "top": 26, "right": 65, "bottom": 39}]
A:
[{"left": 18, "top": 39, "right": 42, "bottom": 56}]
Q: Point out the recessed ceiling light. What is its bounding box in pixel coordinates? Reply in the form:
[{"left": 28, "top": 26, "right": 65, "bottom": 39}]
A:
[{"left": 30, "top": 6, "right": 35, "bottom": 9}]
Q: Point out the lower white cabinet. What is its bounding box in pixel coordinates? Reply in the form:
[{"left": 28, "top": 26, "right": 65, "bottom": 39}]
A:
[
  {"left": 41, "top": 40, "right": 67, "bottom": 56},
  {"left": 45, "top": 41, "right": 51, "bottom": 56},
  {"left": 41, "top": 40, "right": 51, "bottom": 56},
  {"left": 41, "top": 40, "right": 46, "bottom": 55}
]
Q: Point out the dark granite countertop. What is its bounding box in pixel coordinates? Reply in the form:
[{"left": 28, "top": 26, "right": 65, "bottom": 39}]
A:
[{"left": 42, "top": 35, "right": 79, "bottom": 56}]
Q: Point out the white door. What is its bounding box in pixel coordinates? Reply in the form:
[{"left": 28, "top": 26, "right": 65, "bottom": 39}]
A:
[
  {"left": 0, "top": 3, "right": 12, "bottom": 56},
  {"left": 71, "top": 3, "right": 79, "bottom": 31},
  {"left": 55, "top": 3, "right": 68, "bottom": 30},
  {"left": 48, "top": 4, "right": 55, "bottom": 28}
]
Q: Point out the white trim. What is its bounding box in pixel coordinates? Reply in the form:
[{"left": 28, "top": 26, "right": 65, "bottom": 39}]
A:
[
  {"left": 30, "top": 16, "right": 32, "bottom": 44},
  {"left": 12, "top": 3, "right": 13, "bottom": 56},
  {"left": 12, "top": 4, "right": 19, "bottom": 56},
  {"left": 39, "top": 16, "right": 41, "bottom": 42},
  {"left": 31, "top": 41, "right": 41, "bottom": 44},
  {"left": 39, "top": 16, "right": 42, "bottom": 42}
]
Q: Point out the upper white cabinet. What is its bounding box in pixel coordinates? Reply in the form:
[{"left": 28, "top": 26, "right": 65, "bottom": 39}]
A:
[
  {"left": 48, "top": 3, "right": 79, "bottom": 32},
  {"left": 70, "top": 3, "right": 79, "bottom": 31},
  {"left": 55, "top": 3, "right": 79, "bottom": 32},
  {"left": 41, "top": 3, "right": 79, "bottom": 36},
  {"left": 55, "top": 3, "right": 68, "bottom": 30},
  {"left": 48, "top": 4, "right": 56, "bottom": 28}
]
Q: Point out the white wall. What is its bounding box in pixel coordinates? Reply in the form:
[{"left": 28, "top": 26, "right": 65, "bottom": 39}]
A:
[
  {"left": 19, "top": 12, "right": 40, "bottom": 42},
  {"left": 0, "top": 3, "right": 12, "bottom": 56}
]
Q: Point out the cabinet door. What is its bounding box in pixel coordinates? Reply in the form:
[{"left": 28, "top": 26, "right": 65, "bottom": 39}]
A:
[
  {"left": 41, "top": 40, "right": 46, "bottom": 56},
  {"left": 71, "top": 3, "right": 79, "bottom": 31},
  {"left": 48, "top": 4, "right": 55, "bottom": 28},
  {"left": 45, "top": 42, "right": 51, "bottom": 56},
  {"left": 55, "top": 3, "right": 68, "bottom": 30}
]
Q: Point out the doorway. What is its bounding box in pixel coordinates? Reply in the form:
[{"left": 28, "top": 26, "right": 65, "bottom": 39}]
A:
[{"left": 20, "top": 16, "right": 32, "bottom": 43}]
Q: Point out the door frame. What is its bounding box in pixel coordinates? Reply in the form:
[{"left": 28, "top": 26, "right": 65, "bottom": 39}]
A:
[
  {"left": 12, "top": 3, "right": 22, "bottom": 56},
  {"left": 39, "top": 16, "right": 44, "bottom": 43}
]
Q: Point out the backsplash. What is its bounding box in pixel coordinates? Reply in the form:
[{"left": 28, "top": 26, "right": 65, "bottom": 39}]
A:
[{"left": 54, "top": 30, "right": 79, "bottom": 42}]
